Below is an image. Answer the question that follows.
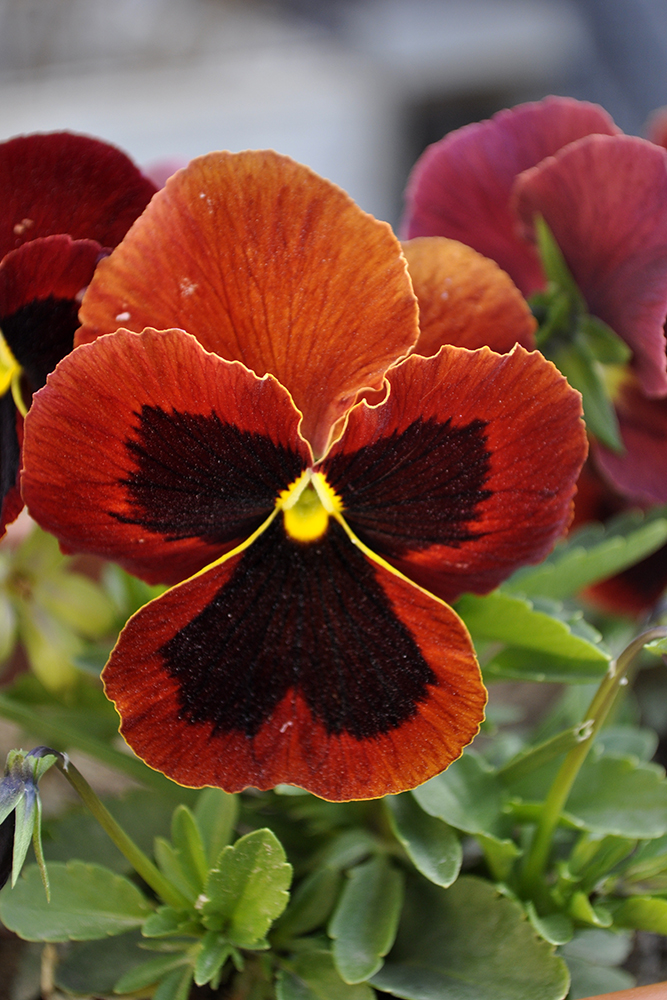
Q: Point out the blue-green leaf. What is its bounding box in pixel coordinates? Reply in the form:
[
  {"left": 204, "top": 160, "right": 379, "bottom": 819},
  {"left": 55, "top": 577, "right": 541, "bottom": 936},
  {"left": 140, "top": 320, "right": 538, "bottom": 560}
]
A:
[{"left": 386, "top": 794, "right": 461, "bottom": 889}]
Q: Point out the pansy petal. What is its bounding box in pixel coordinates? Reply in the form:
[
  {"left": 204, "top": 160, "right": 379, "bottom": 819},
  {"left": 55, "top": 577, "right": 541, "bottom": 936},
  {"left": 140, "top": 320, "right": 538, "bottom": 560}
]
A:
[
  {"left": 76, "top": 150, "right": 419, "bottom": 456},
  {"left": 0, "top": 132, "right": 156, "bottom": 258},
  {"left": 593, "top": 375, "right": 667, "bottom": 504},
  {"left": 0, "top": 395, "right": 22, "bottom": 535},
  {"left": 321, "top": 345, "right": 587, "bottom": 603},
  {"left": 0, "top": 236, "right": 102, "bottom": 389},
  {"left": 103, "top": 517, "right": 485, "bottom": 801},
  {"left": 22, "top": 328, "right": 311, "bottom": 584},
  {"left": 515, "top": 134, "right": 667, "bottom": 398},
  {"left": 402, "top": 236, "right": 535, "bottom": 356},
  {"left": 403, "top": 97, "right": 619, "bottom": 296}
]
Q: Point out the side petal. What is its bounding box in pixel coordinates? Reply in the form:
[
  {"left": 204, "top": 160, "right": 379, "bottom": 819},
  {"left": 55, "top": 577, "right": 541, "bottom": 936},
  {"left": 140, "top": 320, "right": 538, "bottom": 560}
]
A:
[
  {"left": 76, "top": 150, "right": 419, "bottom": 456},
  {"left": 103, "top": 517, "right": 486, "bottom": 801},
  {"left": 403, "top": 96, "right": 619, "bottom": 296},
  {"left": 0, "top": 132, "right": 156, "bottom": 257},
  {"left": 594, "top": 375, "right": 667, "bottom": 504},
  {"left": 320, "top": 345, "right": 587, "bottom": 603},
  {"left": 402, "top": 236, "right": 535, "bottom": 356},
  {"left": 515, "top": 134, "right": 667, "bottom": 398},
  {"left": 22, "top": 328, "right": 311, "bottom": 584},
  {"left": 0, "top": 236, "right": 102, "bottom": 389}
]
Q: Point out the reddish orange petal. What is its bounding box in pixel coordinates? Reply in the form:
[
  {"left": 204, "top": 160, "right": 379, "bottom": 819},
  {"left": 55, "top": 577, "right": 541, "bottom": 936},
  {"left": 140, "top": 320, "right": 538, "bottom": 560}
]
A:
[
  {"left": 321, "top": 345, "right": 587, "bottom": 603},
  {"left": 77, "top": 151, "right": 419, "bottom": 456},
  {"left": 103, "top": 517, "right": 485, "bottom": 801},
  {"left": 402, "top": 237, "right": 536, "bottom": 356},
  {"left": 22, "top": 328, "right": 311, "bottom": 584}
]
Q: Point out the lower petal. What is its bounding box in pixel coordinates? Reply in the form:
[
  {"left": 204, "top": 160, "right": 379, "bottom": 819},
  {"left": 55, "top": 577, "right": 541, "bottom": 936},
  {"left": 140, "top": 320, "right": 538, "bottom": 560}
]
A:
[{"left": 103, "top": 518, "right": 485, "bottom": 801}]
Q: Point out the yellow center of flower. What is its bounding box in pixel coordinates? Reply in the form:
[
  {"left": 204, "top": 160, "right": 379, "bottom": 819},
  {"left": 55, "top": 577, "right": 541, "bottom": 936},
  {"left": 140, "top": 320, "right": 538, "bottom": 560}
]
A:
[
  {"left": 0, "top": 330, "right": 26, "bottom": 416},
  {"left": 280, "top": 470, "right": 342, "bottom": 543}
]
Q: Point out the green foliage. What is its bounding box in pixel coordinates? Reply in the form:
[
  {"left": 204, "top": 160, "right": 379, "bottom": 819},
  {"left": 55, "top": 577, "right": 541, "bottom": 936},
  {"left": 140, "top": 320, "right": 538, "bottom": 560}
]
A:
[
  {"left": 385, "top": 793, "right": 461, "bottom": 888},
  {"left": 277, "top": 951, "right": 375, "bottom": 999},
  {"left": 329, "top": 855, "right": 404, "bottom": 983}
]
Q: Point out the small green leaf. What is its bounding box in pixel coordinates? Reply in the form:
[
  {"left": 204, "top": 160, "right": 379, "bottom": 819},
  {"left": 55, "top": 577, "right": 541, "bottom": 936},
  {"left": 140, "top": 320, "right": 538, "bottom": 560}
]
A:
[
  {"left": 54, "top": 931, "right": 146, "bottom": 996},
  {"left": 171, "top": 805, "right": 208, "bottom": 892},
  {"left": 610, "top": 895, "right": 667, "bottom": 933},
  {"left": 154, "top": 837, "right": 198, "bottom": 903},
  {"left": 0, "top": 861, "right": 152, "bottom": 941},
  {"left": 568, "top": 891, "right": 612, "bottom": 927},
  {"left": 370, "top": 875, "right": 569, "bottom": 1000},
  {"left": 386, "top": 794, "right": 461, "bottom": 888},
  {"left": 115, "top": 953, "right": 192, "bottom": 993},
  {"left": 412, "top": 752, "right": 510, "bottom": 843},
  {"left": 10, "top": 787, "right": 36, "bottom": 889},
  {"left": 456, "top": 592, "right": 609, "bottom": 663},
  {"left": 497, "top": 724, "right": 594, "bottom": 785},
  {"left": 477, "top": 834, "right": 522, "bottom": 883},
  {"left": 504, "top": 507, "right": 667, "bottom": 601},
  {"left": 558, "top": 929, "right": 634, "bottom": 1000},
  {"left": 534, "top": 215, "right": 581, "bottom": 299},
  {"left": 201, "top": 828, "right": 292, "bottom": 948},
  {"left": 0, "top": 595, "right": 17, "bottom": 661},
  {"left": 153, "top": 964, "right": 194, "bottom": 1000},
  {"left": 578, "top": 315, "right": 631, "bottom": 364},
  {"left": 565, "top": 756, "right": 667, "bottom": 838},
  {"left": 485, "top": 647, "right": 608, "bottom": 683},
  {"left": 274, "top": 867, "right": 343, "bottom": 941},
  {"left": 142, "top": 905, "right": 194, "bottom": 938},
  {"left": 194, "top": 930, "right": 232, "bottom": 986},
  {"left": 525, "top": 902, "right": 573, "bottom": 945},
  {"left": 277, "top": 951, "right": 375, "bottom": 1000},
  {"left": 329, "top": 856, "right": 404, "bottom": 984},
  {"left": 194, "top": 788, "right": 238, "bottom": 866},
  {"left": 553, "top": 341, "right": 624, "bottom": 451},
  {"left": 35, "top": 573, "right": 115, "bottom": 638}
]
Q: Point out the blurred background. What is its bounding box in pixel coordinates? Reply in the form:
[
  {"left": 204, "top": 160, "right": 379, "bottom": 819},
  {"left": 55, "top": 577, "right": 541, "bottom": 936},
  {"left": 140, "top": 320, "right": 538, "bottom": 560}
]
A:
[{"left": 0, "top": 0, "right": 665, "bottom": 227}]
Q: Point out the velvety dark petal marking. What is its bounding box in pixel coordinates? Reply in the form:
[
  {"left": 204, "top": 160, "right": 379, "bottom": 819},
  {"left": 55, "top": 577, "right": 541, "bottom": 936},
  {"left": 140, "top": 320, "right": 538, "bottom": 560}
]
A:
[
  {"left": 403, "top": 97, "right": 619, "bottom": 296},
  {"left": 0, "top": 237, "right": 102, "bottom": 389},
  {"left": 0, "top": 132, "right": 156, "bottom": 259},
  {"left": 103, "top": 518, "right": 485, "bottom": 801},
  {"left": 0, "top": 393, "right": 22, "bottom": 535},
  {"left": 22, "top": 328, "right": 310, "bottom": 585},
  {"left": 321, "top": 345, "right": 587, "bottom": 603}
]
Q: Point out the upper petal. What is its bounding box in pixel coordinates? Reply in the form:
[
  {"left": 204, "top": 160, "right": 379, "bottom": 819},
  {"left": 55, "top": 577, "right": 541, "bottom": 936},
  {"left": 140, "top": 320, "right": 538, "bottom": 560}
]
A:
[
  {"left": 402, "top": 236, "right": 535, "bottom": 356},
  {"left": 77, "top": 150, "right": 419, "bottom": 456},
  {"left": 320, "top": 344, "right": 587, "bottom": 603},
  {"left": 22, "top": 328, "right": 311, "bottom": 584},
  {"left": 103, "top": 516, "right": 485, "bottom": 801},
  {"left": 403, "top": 96, "right": 619, "bottom": 296},
  {"left": 0, "top": 132, "right": 157, "bottom": 258},
  {"left": 514, "top": 134, "right": 667, "bottom": 398}
]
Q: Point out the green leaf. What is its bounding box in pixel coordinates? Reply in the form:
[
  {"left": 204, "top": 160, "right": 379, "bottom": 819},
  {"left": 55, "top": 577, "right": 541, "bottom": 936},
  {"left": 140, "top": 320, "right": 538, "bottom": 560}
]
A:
[
  {"left": 274, "top": 867, "right": 343, "bottom": 941},
  {"left": 477, "top": 834, "right": 522, "bottom": 883},
  {"left": 534, "top": 215, "right": 581, "bottom": 300},
  {"left": 0, "top": 861, "right": 153, "bottom": 941},
  {"left": 11, "top": 787, "right": 37, "bottom": 889},
  {"left": 577, "top": 315, "right": 631, "bottom": 364},
  {"left": 201, "top": 828, "right": 292, "bottom": 948},
  {"left": 497, "top": 724, "right": 594, "bottom": 785},
  {"left": 610, "top": 895, "right": 667, "bottom": 933},
  {"left": 552, "top": 341, "right": 624, "bottom": 451},
  {"left": 568, "top": 891, "right": 612, "bottom": 927},
  {"left": 370, "top": 875, "right": 569, "bottom": 1000},
  {"left": 54, "top": 931, "right": 147, "bottom": 996},
  {"left": 171, "top": 805, "right": 208, "bottom": 893},
  {"left": 0, "top": 594, "right": 17, "bottom": 661},
  {"left": 277, "top": 951, "right": 375, "bottom": 1000},
  {"left": 525, "top": 902, "right": 573, "bottom": 946},
  {"left": 386, "top": 794, "right": 461, "bottom": 888},
  {"left": 564, "top": 959, "right": 634, "bottom": 1000},
  {"left": 153, "top": 964, "right": 194, "bottom": 1000},
  {"left": 412, "top": 752, "right": 510, "bottom": 843},
  {"left": 194, "top": 930, "right": 232, "bottom": 986},
  {"left": 329, "top": 856, "right": 404, "bottom": 984},
  {"left": 154, "top": 837, "right": 199, "bottom": 903},
  {"left": 485, "top": 647, "right": 608, "bottom": 683},
  {"left": 194, "top": 788, "right": 238, "bottom": 866},
  {"left": 564, "top": 756, "right": 667, "bottom": 838},
  {"left": 558, "top": 929, "right": 634, "bottom": 1000},
  {"left": 115, "top": 952, "right": 192, "bottom": 993},
  {"left": 503, "top": 506, "right": 667, "bottom": 601},
  {"left": 142, "top": 905, "right": 195, "bottom": 938},
  {"left": 34, "top": 572, "right": 115, "bottom": 638},
  {"left": 456, "top": 592, "right": 609, "bottom": 663}
]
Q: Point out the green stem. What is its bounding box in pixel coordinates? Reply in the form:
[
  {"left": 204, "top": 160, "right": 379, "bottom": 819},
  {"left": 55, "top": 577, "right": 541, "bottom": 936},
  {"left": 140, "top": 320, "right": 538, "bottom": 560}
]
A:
[
  {"left": 521, "top": 627, "right": 667, "bottom": 899},
  {"left": 0, "top": 694, "right": 183, "bottom": 798},
  {"left": 55, "top": 755, "right": 191, "bottom": 911}
]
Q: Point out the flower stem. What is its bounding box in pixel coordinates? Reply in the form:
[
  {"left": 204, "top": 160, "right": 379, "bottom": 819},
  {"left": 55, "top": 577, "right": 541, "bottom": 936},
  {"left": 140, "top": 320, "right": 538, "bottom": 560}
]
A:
[
  {"left": 54, "top": 754, "right": 191, "bottom": 911},
  {"left": 520, "top": 627, "right": 667, "bottom": 899}
]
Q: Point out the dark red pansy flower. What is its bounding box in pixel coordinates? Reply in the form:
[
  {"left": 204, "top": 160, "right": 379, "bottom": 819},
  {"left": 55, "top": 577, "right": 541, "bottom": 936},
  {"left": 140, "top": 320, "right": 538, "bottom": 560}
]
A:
[
  {"left": 0, "top": 132, "right": 157, "bottom": 535},
  {"left": 404, "top": 96, "right": 667, "bottom": 401},
  {"left": 23, "top": 152, "right": 587, "bottom": 800}
]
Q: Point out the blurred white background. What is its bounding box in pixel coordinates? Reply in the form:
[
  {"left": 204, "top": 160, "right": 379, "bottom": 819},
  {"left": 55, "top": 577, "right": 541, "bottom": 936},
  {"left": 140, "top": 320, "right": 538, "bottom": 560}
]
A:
[{"left": 0, "top": 0, "right": 662, "bottom": 225}]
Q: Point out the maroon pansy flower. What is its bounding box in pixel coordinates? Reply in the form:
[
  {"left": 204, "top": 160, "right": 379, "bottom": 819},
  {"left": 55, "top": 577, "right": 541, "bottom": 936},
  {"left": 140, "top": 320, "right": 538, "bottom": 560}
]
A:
[{"left": 0, "top": 132, "right": 157, "bottom": 535}]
